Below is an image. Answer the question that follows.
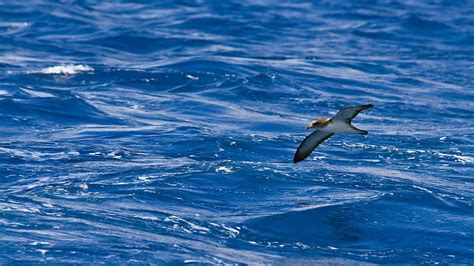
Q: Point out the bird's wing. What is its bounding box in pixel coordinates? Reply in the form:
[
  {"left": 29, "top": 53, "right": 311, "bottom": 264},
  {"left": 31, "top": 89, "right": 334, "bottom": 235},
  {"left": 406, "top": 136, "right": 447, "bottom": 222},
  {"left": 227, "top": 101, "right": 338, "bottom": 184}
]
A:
[
  {"left": 293, "top": 130, "right": 334, "bottom": 163},
  {"left": 332, "top": 104, "right": 374, "bottom": 123}
]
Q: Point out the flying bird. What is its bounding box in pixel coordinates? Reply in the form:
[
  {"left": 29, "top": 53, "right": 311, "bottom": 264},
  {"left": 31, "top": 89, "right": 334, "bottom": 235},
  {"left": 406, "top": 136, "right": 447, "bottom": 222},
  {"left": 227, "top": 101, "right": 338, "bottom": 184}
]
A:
[{"left": 293, "top": 104, "right": 374, "bottom": 163}]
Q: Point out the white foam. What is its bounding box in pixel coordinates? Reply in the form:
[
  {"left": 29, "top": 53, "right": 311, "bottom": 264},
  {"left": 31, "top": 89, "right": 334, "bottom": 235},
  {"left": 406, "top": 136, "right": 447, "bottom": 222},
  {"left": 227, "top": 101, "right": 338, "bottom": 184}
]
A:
[
  {"left": 31, "top": 241, "right": 50, "bottom": 246},
  {"left": 452, "top": 154, "right": 474, "bottom": 164},
  {"left": 138, "top": 175, "right": 150, "bottom": 181},
  {"left": 36, "top": 64, "right": 94, "bottom": 75},
  {"left": 215, "top": 166, "right": 233, "bottom": 174},
  {"left": 186, "top": 74, "right": 199, "bottom": 80},
  {"left": 37, "top": 249, "right": 48, "bottom": 255},
  {"left": 184, "top": 260, "right": 201, "bottom": 264},
  {"left": 134, "top": 215, "right": 159, "bottom": 221}
]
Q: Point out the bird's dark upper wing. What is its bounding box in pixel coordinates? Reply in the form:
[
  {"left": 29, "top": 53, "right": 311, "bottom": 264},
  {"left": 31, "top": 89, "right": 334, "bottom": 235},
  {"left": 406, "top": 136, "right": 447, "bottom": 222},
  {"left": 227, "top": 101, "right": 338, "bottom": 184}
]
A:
[
  {"left": 332, "top": 104, "right": 374, "bottom": 123},
  {"left": 293, "top": 130, "right": 334, "bottom": 163}
]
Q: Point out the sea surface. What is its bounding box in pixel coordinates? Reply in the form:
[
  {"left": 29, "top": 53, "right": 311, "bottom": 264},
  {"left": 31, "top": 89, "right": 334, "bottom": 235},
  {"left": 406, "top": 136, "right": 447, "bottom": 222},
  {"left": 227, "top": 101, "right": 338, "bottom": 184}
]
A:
[{"left": 0, "top": 0, "right": 473, "bottom": 264}]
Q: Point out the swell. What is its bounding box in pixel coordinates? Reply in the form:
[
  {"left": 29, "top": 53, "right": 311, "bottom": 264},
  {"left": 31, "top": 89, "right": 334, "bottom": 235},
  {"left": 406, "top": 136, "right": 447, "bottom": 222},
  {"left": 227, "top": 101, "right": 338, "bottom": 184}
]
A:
[{"left": 0, "top": 0, "right": 473, "bottom": 264}]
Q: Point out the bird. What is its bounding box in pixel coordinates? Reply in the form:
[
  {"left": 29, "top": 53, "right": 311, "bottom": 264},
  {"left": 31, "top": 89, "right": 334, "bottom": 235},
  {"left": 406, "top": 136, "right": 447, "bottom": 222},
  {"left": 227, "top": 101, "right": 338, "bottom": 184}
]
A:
[{"left": 293, "top": 104, "right": 374, "bottom": 163}]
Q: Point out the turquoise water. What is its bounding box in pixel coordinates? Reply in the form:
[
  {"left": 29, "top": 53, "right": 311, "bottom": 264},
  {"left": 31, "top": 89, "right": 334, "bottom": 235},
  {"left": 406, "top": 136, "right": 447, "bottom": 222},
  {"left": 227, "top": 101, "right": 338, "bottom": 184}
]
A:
[{"left": 0, "top": 1, "right": 473, "bottom": 264}]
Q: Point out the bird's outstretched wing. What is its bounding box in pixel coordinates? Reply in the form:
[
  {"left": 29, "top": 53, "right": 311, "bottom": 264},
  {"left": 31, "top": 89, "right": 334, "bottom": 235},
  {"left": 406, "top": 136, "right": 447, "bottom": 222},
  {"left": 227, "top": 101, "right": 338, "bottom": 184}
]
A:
[
  {"left": 332, "top": 104, "right": 374, "bottom": 123},
  {"left": 293, "top": 130, "right": 334, "bottom": 163}
]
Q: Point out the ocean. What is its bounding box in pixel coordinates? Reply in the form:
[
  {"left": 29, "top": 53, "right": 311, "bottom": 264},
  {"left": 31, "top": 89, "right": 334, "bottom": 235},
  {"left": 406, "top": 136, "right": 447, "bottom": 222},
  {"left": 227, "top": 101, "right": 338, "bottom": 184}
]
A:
[{"left": 0, "top": 0, "right": 473, "bottom": 264}]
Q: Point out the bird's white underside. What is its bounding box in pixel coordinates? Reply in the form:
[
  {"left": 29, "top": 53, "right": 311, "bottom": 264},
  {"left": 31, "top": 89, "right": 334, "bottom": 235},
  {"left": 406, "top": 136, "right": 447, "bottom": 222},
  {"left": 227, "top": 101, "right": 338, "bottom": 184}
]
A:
[{"left": 320, "top": 121, "right": 360, "bottom": 134}]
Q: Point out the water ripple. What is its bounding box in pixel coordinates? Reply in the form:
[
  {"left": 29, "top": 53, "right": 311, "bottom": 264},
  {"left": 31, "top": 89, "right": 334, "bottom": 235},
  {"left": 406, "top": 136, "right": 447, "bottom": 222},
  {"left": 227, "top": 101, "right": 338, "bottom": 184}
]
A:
[{"left": 0, "top": 0, "right": 473, "bottom": 264}]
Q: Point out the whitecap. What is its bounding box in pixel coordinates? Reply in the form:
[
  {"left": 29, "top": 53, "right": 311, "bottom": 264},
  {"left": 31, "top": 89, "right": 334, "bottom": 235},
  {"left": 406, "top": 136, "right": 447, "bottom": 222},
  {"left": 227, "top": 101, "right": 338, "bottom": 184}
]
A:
[
  {"left": 137, "top": 176, "right": 150, "bottom": 181},
  {"left": 452, "top": 154, "right": 474, "bottom": 164},
  {"left": 215, "top": 166, "right": 233, "bottom": 174},
  {"left": 31, "top": 241, "right": 50, "bottom": 246},
  {"left": 79, "top": 183, "right": 88, "bottom": 190},
  {"left": 184, "top": 260, "right": 202, "bottom": 264},
  {"left": 186, "top": 74, "right": 199, "bottom": 80},
  {"left": 37, "top": 249, "right": 48, "bottom": 255},
  {"left": 35, "top": 64, "right": 94, "bottom": 75}
]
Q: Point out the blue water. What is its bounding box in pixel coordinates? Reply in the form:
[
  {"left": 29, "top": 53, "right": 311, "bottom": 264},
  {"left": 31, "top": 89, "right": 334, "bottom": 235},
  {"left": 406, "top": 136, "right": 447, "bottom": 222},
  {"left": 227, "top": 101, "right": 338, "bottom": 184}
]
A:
[{"left": 1, "top": 0, "right": 473, "bottom": 264}]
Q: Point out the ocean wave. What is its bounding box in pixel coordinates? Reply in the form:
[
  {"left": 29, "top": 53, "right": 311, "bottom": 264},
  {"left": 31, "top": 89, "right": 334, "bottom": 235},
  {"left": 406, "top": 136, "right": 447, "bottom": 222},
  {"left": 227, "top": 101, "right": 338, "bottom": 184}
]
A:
[{"left": 0, "top": 0, "right": 473, "bottom": 264}]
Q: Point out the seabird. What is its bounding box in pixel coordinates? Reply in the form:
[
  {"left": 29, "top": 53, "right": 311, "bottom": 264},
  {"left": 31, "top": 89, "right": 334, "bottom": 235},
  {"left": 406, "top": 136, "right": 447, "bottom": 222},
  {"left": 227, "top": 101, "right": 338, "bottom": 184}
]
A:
[{"left": 293, "top": 104, "right": 374, "bottom": 163}]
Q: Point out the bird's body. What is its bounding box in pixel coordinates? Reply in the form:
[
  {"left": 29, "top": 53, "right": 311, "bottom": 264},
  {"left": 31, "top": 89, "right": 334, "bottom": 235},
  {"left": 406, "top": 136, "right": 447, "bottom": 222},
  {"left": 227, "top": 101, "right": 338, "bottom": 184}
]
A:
[
  {"left": 293, "top": 104, "right": 373, "bottom": 163},
  {"left": 318, "top": 120, "right": 362, "bottom": 134}
]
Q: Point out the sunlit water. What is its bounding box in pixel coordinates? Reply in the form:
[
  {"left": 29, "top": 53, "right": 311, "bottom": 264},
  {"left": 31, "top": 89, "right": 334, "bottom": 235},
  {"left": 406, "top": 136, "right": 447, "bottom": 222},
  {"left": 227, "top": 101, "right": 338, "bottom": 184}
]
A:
[{"left": 0, "top": 1, "right": 473, "bottom": 264}]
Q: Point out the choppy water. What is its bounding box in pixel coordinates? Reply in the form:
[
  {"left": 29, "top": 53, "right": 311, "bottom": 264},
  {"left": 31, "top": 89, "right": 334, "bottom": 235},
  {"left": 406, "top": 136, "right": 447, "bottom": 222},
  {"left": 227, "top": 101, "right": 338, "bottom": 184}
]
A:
[{"left": 1, "top": 0, "right": 473, "bottom": 264}]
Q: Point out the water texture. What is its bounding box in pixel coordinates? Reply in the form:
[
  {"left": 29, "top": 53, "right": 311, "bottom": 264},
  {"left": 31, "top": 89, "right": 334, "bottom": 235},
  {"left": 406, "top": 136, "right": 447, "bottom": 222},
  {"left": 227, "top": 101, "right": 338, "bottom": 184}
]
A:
[{"left": 0, "top": 0, "right": 473, "bottom": 264}]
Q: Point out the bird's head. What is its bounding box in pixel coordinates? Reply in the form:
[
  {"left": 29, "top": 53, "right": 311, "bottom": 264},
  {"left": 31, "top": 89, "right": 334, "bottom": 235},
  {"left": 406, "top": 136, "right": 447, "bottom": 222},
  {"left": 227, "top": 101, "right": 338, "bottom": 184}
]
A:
[{"left": 306, "top": 118, "right": 329, "bottom": 129}]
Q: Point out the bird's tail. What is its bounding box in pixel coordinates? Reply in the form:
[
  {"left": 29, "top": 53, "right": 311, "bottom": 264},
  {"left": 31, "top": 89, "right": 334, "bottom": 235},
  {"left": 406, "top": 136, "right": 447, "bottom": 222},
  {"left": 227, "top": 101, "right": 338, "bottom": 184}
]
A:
[{"left": 349, "top": 124, "right": 368, "bottom": 135}]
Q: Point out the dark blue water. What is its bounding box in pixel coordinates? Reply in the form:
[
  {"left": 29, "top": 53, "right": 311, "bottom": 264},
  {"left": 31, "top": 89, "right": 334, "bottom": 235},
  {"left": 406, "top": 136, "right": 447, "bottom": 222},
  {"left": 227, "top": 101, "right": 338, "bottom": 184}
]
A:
[{"left": 1, "top": 0, "right": 473, "bottom": 264}]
